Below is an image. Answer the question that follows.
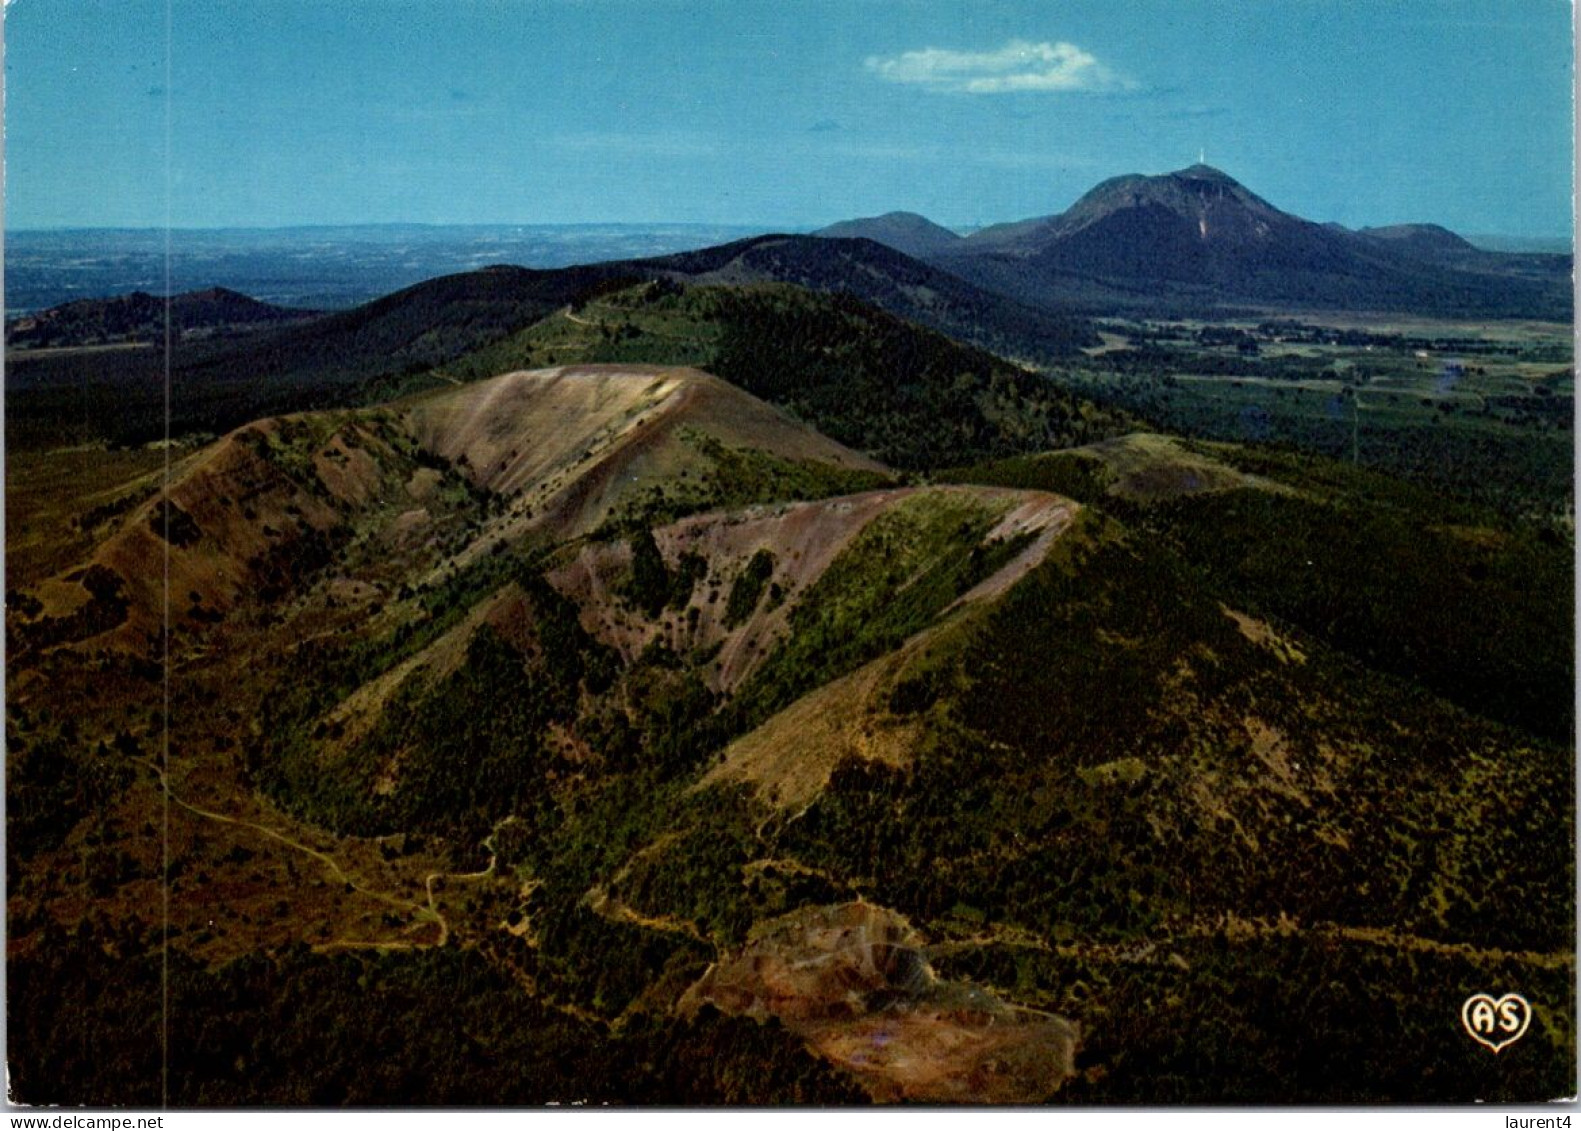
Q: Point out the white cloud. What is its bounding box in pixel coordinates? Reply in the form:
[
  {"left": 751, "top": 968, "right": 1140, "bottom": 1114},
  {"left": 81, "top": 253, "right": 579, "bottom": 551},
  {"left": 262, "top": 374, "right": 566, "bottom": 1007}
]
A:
[{"left": 865, "top": 39, "right": 1132, "bottom": 94}]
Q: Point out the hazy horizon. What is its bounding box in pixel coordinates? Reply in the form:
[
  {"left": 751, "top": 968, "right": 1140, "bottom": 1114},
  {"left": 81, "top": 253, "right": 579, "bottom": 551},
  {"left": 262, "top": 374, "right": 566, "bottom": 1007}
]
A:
[
  {"left": 6, "top": 214, "right": 1575, "bottom": 246},
  {"left": 5, "top": 174, "right": 1575, "bottom": 245},
  {"left": 5, "top": 1, "right": 1573, "bottom": 238}
]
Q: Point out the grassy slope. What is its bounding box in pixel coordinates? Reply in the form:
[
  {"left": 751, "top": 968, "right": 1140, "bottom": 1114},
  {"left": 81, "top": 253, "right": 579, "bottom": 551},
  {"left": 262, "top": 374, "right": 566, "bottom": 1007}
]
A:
[{"left": 5, "top": 445, "right": 171, "bottom": 589}]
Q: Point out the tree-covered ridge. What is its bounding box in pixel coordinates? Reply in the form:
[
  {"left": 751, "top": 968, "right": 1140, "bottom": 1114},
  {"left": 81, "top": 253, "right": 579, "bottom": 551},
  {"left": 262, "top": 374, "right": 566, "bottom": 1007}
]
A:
[
  {"left": 447, "top": 281, "right": 1139, "bottom": 469},
  {"left": 944, "top": 437, "right": 1573, "bottom": 744}
]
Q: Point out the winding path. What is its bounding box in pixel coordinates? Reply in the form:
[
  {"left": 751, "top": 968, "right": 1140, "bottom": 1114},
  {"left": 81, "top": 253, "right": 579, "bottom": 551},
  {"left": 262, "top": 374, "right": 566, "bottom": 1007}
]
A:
[
  {"left": 141, "top": 757, "right": 446, "bottom": 949},
  {"left": 927, "top": 913, "right": 1574, "bottom": 971}
]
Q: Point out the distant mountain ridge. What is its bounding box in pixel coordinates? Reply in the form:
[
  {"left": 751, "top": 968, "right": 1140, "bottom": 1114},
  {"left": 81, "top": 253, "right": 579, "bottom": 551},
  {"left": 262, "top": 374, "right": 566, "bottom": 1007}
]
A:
[
  {"left": 3, "top": 223, "right": 771, "bottom": 313},
  {"left": 6, "top": 286, "right": 321, "bottom": 349},
  {"left": 646, "top": 233, "right": 1095, "bottom": 360},
  {"left": 814, "top": 211, "right": 963, "bottom": 258},
  {"left": 1356, "top": 223, "right": 1477, "bottom": 253},
  {"left": 825, "top": 165, "right": 1572, "bottom": 319}
]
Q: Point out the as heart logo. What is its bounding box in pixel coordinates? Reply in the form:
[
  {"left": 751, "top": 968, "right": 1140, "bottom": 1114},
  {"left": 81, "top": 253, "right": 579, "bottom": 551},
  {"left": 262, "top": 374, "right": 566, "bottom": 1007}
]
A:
[{"left": 1461, "top": 993, "right": 1532, "bottom": 1053}]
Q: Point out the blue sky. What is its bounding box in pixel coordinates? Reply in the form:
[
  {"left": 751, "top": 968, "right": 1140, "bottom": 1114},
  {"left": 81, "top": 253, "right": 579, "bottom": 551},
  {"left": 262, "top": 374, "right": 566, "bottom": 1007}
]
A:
[{"left": 5, "top": 0, "right": 1574, "bottom": 236}]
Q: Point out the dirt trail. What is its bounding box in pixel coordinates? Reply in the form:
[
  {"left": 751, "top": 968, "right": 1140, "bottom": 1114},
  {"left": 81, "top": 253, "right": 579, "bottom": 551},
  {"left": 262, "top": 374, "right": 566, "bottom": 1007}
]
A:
[
  {"left": 578, "top": 832, "right": 711, "bottom": 942},
  {"left": 931, "top": 914, "right": 1574, "bottom": 971},
  {"left": 585, "top": 884, "right": 708, "bottom": 942},
  {"left": 141, "top": 758, "right": 446, "bottom": 949},
  {"left": 1201, "top": 915, "right": 1576, "bottom": 970},
  {"left": 422, "top": 858, "right": 498, "bottom": 946}
]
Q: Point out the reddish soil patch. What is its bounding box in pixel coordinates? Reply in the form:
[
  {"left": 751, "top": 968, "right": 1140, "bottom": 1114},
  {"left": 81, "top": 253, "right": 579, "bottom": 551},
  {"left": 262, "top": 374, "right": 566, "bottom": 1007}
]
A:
[
  {"left": 680, "top": 902, "right": 1078, "bottom": 1103},
  {"left": 549, "top": 490, "right": 912, "bottom": 693},
  {"left": 313, "top": 433, "right": 382, "bottom": 506},
  {"left": 86, "top": 422, "right": 343, "bottom": 646}
]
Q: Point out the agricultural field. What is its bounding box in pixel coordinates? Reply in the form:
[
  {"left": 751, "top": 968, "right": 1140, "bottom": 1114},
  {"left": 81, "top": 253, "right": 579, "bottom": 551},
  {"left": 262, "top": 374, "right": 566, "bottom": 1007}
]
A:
[{"left": 1058, "top": 315, "right": 1573, "bottom": 517}]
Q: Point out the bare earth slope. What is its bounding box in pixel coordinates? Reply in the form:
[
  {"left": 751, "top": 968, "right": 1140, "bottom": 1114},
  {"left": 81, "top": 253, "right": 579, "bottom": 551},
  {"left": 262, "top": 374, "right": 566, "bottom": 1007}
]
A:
[
  {"left": 407, "top": 364, "right": 888, "bottom": 552},
  {"left": 8, "top": 364, "right": 890, "bottom": 660}
]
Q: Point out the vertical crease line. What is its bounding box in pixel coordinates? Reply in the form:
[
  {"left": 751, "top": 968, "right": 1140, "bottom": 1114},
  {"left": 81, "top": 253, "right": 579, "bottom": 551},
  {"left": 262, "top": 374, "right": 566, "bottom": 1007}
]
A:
[{"left": 161, "top": 0, "right": 173, "bottom": 1111}]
